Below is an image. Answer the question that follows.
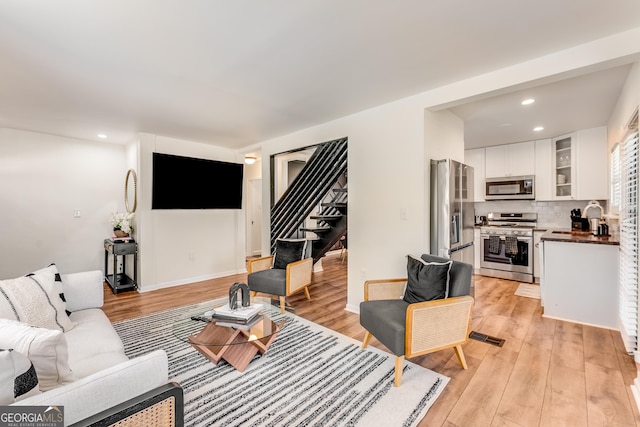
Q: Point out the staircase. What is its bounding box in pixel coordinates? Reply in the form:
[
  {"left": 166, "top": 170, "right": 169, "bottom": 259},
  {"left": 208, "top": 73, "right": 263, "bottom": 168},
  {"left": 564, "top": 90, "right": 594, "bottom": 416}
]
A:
[{"left": 270, "top": 138, "right": 347, "bottom": 263}]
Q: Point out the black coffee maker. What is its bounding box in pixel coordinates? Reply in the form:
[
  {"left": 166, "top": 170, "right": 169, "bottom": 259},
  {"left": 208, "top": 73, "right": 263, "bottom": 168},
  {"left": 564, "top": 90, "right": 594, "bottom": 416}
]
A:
[{"left": 571, "top": 208, "right": 590, "bottom": 231}]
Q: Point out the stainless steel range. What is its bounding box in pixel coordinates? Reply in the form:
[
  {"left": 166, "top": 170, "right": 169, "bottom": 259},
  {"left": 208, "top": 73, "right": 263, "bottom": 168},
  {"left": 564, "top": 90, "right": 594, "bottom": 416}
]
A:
[{"left": 479, "top": 212, "right": 537, "bottom": 283}]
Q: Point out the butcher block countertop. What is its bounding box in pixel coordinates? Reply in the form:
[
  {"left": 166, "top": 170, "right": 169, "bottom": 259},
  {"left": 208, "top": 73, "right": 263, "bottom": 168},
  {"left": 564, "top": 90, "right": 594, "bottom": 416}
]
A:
[{"left": 540, "top": 229, "right": 620, "bottom": 246}]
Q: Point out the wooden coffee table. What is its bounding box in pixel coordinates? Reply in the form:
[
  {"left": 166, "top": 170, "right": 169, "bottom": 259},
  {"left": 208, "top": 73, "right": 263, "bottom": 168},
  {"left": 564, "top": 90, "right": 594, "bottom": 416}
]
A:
[{"left": 173, "top": 301, "right": 285, "bottom": 372}]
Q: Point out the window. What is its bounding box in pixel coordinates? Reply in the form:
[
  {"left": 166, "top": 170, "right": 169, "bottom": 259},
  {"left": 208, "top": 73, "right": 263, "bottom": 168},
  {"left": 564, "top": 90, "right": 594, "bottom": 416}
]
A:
[
  {"left": 610, "top": 143, "right": 621, "bottom": 213},
  {"left": 619, "top": 109, "right": 639, "bottom": 353}
]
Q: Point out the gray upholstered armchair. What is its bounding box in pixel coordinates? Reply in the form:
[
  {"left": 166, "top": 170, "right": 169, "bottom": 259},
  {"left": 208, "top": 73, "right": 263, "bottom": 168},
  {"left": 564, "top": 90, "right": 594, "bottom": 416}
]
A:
[
  {"left": 247, "top": 239, "right": 313, "bottom": 314},
  {"left": 360, "top": 254, "right": 474, "bottom": 386}
]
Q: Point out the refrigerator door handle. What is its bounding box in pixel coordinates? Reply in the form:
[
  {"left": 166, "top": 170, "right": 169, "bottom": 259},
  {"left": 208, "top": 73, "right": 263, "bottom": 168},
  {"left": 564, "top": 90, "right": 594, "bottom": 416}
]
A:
[{"left": 451, "top": 213, "right": 461, "bottom": 245}]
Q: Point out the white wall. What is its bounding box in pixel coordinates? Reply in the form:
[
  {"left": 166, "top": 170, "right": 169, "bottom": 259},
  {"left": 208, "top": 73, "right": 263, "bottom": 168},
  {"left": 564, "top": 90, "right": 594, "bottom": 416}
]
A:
[
  {"left": 608, "top": 62, "right": 640, "bottom": 147},
  {"left": 0, "top": 128, "right": 126, "bottom": 277},
  {"left": 136, "top": 133, "right": 247, "bottom": 291},
  {"left": 259, "top": 96, "right": 429, "bottom": 311}
]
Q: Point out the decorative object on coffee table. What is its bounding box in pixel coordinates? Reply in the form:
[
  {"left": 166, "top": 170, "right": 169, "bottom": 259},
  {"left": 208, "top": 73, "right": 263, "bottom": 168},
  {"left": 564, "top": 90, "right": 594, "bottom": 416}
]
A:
[{"left": 228, "top": 282, "right": 250, "bottom": 309}]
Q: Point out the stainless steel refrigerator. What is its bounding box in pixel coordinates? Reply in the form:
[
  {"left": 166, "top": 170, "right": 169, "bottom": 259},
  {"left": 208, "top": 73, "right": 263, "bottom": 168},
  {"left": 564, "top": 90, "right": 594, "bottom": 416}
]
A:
[{"left": 430, "top": 159, "right": 475, "bottom": 266}]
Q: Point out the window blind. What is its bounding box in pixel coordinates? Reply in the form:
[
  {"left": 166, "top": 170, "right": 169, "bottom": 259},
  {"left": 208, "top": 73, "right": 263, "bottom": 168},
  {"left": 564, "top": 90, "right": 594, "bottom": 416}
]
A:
[
  {"left": 611, "top": 143, "right": 621, "bottom": 212},
  {"left": 620, "top": 110, "right": 639, "bottom": 353}
]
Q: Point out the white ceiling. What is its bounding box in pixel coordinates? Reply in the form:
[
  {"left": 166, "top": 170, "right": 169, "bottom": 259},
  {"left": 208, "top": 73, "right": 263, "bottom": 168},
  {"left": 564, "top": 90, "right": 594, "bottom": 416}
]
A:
[
  {"left": 0, "top": 1, "right": 639, "bottom": 149},
  {"left": 451, "top": 65, "right": 633, "bottom": 149}
]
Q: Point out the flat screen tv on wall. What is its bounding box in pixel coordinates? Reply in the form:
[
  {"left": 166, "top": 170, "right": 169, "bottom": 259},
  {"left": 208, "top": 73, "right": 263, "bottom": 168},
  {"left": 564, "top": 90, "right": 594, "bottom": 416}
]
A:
[{"left": 152, "top": 152, "right": 244, "bottom": 209}]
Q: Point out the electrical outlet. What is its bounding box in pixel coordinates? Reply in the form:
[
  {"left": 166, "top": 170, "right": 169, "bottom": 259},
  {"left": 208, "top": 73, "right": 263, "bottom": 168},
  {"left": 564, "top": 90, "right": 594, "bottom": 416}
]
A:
[
  {"left": 73, "top": 210, "right": 81, "bottom": 218},
  {"left": 400, "top": 207, "right": 408, "bottom": 220}
]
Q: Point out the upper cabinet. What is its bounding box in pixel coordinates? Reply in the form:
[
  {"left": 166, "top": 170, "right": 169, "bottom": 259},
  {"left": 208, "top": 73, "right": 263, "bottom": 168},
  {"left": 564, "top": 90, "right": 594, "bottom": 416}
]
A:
[
  {"left": 552, "top": 133, "right": 576, "bottom": 199},
  {"left": 535, "top": 139, "right": 553, "bottom": 201},
  {"left": 576, "top": 126, "right": 608, "bottom": 200},
  {"left": 549, "top": 127, "right": 608, "bottom": 200},
  {"left": 485, "top": 141, "right": 535, "bottom": 178},
  {"left": 464, "top": 148, "right": 486, "bottom": 202},
  {"left": 466, "top": 126, "right": 607, "bottom": 203}
]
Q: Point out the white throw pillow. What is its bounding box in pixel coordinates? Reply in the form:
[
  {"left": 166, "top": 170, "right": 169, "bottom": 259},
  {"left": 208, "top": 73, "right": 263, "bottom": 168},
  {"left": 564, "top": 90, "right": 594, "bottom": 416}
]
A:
[
  {"left": 0, "top": 349, "right": 40, "bottom": 404},
  {"left": 0, "top": 319, "right": 76, "bottom": 391},
  {"left": 30, "top": 263, "right": 71, "bottom": 315},
  {"left": 0, "top": 271, "right": 75, "bottom": 332}
]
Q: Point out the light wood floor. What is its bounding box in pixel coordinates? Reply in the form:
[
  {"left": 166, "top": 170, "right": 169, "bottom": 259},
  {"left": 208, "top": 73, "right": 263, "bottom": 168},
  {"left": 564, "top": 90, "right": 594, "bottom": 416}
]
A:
[{"left": 103, "top": 254, "right": 640, "bottom": 427}]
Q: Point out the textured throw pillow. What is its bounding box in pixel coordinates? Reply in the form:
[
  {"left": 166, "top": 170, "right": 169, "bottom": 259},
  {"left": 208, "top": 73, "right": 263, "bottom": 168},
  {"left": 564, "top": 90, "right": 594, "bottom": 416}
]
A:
[
  {"left": 0, "top": 349, "right": 40, "bottom": 404},
  {"left": 30, "top": 263, "right": 71, "bottom": 316},
  {"left": 273, "top": 239, "right": 307, "bottom": 269},
  {"left": 0, "top": 271, "right": 75, "bottom": 332},
  {"left": 403, "top": 255, "right": 452, "bottom": 304},
  {"left": 0, "top": 318, "right": 75, "bottom": 391}
]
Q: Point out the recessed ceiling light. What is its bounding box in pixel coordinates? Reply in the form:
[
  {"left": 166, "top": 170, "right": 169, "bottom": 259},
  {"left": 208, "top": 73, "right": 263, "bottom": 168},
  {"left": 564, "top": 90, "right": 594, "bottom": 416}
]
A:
[
  {"left": 521, "top": 98, "right": 535, "bottom": 105},
  {"left": 533, "top": 126, "right": 544, "bottom": 132},
  {"left": 499, "top": 123, "right": 513, "bottom": 127},
  {"left": 97, "top": 134, "right": 108, "bottom": 139}
]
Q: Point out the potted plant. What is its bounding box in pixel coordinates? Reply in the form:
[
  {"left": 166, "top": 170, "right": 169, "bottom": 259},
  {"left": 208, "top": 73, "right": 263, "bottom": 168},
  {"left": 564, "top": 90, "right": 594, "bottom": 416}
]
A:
[{"left": 110, "top": 212, "right": 134, "bottom": 237}]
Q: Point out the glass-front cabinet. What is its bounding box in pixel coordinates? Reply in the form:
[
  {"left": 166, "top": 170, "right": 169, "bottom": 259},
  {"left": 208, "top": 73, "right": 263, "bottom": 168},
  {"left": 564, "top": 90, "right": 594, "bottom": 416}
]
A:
[{"left": 552, "top": 133, "right": 576, "bottom": 199}]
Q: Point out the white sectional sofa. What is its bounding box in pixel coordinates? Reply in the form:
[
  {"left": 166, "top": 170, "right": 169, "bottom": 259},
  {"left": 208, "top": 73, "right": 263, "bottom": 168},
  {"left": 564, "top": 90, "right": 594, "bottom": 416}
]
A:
[{"left": 1, "top": 267, "right": 173, "bottom": 425}]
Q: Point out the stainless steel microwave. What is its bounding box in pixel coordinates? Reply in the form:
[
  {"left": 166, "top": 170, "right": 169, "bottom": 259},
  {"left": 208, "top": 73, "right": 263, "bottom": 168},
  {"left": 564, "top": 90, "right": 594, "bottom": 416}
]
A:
[{"left": 485, "top": 176, "right": 535, "bottom": 200}]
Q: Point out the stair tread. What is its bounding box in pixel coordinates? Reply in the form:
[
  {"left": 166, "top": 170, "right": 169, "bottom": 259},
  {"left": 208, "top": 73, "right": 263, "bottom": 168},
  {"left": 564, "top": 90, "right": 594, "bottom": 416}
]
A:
[
  {"left": 310, "top": 215, "right": 343, "bottom": 220},
  {"left": 321, "top": 202, "right": 347, "bottom": 207},
  {"left": 300, "top": 227, "right": 332, "bottom": 233}
]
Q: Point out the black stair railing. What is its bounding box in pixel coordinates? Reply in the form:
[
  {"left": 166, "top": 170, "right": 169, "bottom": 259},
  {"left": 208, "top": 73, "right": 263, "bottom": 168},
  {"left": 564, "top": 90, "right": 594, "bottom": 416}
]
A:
[{"left": 270, "top": 137, "right": 348, "bottom": 254}]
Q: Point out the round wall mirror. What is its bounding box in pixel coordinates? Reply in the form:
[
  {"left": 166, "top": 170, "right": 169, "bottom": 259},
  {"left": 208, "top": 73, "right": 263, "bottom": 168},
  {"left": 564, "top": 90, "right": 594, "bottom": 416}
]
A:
[{"left": 125, "top": 169, "right": 137, "bottom": 213}]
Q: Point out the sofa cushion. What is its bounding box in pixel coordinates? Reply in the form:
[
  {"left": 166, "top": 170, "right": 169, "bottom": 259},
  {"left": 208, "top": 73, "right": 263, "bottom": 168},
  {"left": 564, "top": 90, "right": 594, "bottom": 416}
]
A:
[
  {"left": 248, "top": 268, "right": 287, "bottom": 296},
  {"left": 0, "top": 349, "right": 40, "bottom": 404},
  {"left": 0, "top": 319, "right": 76, "bottom": 391},
  {"left": 359, "top": 299, "right": 409, "bottom": 356},
  {"left": 0, "top": 273, "right": 76, "bottom": 332},
  {"left": 403, "top": 255, "right": 452, "bottom": 303},
  {"left": 66, "top": 309, "right": 127, "bottom": 377},
  {"left": 273, "top": 238, "right": 307, "bottom": 269}
]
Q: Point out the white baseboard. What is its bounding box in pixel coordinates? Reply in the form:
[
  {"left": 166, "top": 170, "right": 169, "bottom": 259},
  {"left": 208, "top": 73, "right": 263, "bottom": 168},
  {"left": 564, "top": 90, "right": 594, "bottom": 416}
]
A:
[
  {"left": 345, "top": 303, "right": 360, "bottom": 314},
  {"left": 137, "top": 268, "right": 247, "bottom": 293}
]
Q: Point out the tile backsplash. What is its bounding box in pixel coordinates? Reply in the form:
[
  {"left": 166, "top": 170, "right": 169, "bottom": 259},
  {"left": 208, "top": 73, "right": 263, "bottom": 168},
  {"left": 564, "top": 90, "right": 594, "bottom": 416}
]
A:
[{"left": 473, "top": 200, "right": 609, "bottom": 229}]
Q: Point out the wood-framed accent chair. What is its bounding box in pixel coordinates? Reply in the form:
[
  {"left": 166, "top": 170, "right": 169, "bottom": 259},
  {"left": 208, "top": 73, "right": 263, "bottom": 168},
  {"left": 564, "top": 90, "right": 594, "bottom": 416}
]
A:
[
  {"left": 247, "top": 239, "right": 313, "bottom": 314},
  {"left": 360, "top": 254, "right": 474, "bottom": 387},
  {"left": 71, "top": 382, "right": 184, "bottom": 427}
]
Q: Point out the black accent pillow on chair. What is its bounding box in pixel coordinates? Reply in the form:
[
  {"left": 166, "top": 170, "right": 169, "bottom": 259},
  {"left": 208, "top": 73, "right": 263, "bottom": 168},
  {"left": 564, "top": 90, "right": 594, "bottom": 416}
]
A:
[
  {"left": 273, "top": 239, "right": 308, "bottom": 269},
  {"left": 403, "top": 255, "right": 452, "bottom": 303}
]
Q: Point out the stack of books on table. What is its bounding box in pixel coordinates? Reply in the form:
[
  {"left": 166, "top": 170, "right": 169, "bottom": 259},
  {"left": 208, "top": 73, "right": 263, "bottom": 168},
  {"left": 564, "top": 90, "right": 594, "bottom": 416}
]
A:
[{"left": 212, "top": 303, "right": 263, "bottom": 329}]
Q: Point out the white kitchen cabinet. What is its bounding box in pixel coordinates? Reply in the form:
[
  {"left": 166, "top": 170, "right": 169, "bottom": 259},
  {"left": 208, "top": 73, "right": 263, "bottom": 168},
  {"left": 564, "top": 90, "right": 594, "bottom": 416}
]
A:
[
  {"left": 485, "top": 141, "right": 535, "bottom": 178},
  {"left": 541, "top": 239, "right": 618, "bottom": 329},
  {"left": 533, "top": 229, "right": 546, "bottom": 282},
  {"left": 465, "top": 148, "right": 486, "bottom": 202},
  {"left": 534, "top": 139, "right": 552, "bottom": 201},
  {"left": 576, "top": 126, "right": 608, "bottom": 200},
  {"left": 552, "top": 133, "right": 577, "bottom": 200}
]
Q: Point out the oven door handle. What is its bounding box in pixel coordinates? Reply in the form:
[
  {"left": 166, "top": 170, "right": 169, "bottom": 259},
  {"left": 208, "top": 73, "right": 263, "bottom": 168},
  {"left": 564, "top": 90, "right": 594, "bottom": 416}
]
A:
[{"left": 481, "top": 235, "right": 532, "bottom": 242}]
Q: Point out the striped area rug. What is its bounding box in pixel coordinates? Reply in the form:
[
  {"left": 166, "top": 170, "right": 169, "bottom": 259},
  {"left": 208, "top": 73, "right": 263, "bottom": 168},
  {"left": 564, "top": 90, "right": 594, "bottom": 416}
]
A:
[{"left": 113, "top": 299, "right": 448, "bottom": 426}]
